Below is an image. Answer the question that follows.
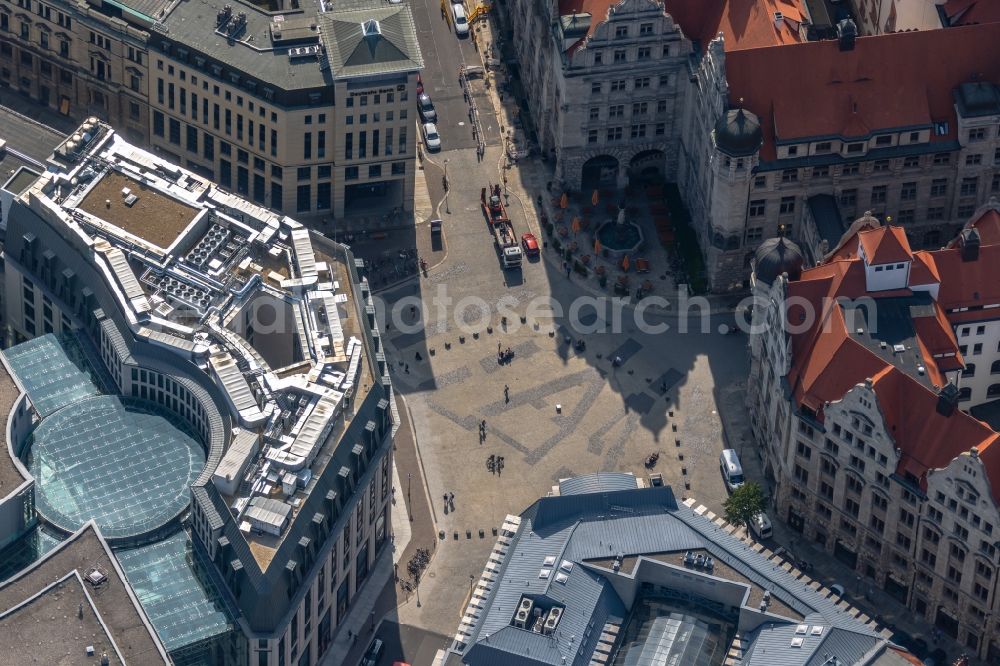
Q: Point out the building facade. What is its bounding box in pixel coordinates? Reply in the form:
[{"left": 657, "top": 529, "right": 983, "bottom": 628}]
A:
[
  {"left": 0, "top": 119, "right": 397, "bottom": 665},
  {"left": 497, "top": 1, "right": 1000, "bottom": 293},
  {"left": 0, "top": 0, "right": 151, "bottom": 142},
  {"left": 747, "top": 204, "right": 1000, "bottom": 662},
  {"left": 0, "top": 0, "right": 422, "bottom": 223}
]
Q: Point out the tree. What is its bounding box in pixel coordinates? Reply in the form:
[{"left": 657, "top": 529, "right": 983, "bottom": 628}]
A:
[{"left": 723, "top": 482, "right": 766, "bottom": 529}]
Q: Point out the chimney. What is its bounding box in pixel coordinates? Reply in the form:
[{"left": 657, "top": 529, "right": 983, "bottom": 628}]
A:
[
  {"left": 774, "top": 11, "right": 783, "bottom": 27},
  {"left": 960, "top": 227, "right": 980, "bottom": 262},
  {"left": 937, "top": 383, "right": 960, "bottom": 416},
  {"left": 837, "top": 18, "right": 857, "bottom": 51}
]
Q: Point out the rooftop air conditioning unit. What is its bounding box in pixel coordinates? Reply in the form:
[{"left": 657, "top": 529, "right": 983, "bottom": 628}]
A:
[
  {"left": 543, "top": 607, "right": 562, "bottom": 634},
  {"left": 515, "top": 598, "right": 533, "bottom": 628}
]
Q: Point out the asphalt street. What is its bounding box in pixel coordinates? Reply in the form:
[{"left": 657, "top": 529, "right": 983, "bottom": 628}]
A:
[{"left": 409, "top": 0, "right": 498, "bottom": 153}]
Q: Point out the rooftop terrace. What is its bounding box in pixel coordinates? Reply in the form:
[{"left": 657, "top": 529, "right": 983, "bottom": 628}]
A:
[{"left": 78, "top": 171, "right": 198, "bottom": 250}]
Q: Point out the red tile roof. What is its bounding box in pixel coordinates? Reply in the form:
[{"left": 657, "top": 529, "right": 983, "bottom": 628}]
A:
[
  {"left": 858, "top": 226, "right": 912, "bottom": 265},
  {"left": 724, "top": 22, "right": 1000, "bottom": 159},
  {"left": 782, "top": 219, "right": 1000, "bottom": 499},
  {"left": 557, "top": 0, "right": 806, "bottom": 55},
  {"left": 944, "top": 0, "right": 1000, "bottom": 26},
  {"left": 870, "top": 367, "right": 998, "bottom": 494},
  {"left": 948, "top": 207, "right": 1000, "bottom": 248}
]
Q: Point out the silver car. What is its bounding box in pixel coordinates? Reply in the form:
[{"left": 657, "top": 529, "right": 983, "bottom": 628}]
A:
[
  {"left": 422, "top": 123, "right": 441, "bottom": 152},
  {"left": 417, "top": 93, "right": 437, "bottom": 122}
]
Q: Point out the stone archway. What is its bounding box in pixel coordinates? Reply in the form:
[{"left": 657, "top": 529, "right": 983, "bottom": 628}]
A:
[
  {"left": 628, "top": 149, "right": 666, "bottom": 185},
  {"left": 581, "top": 154, "right": 620, "bottom": 190}
]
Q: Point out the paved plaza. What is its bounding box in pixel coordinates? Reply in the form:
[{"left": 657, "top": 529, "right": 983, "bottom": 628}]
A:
[{"left": 375, "top": 179, "right": 751, "bottom": 634}]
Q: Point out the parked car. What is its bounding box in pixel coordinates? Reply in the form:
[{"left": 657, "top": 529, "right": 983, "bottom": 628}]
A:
[
  {"left": 361, "top": 639, "right": 384, "bottom": 666},
  {"left": 719, "top": 449, "right": 745, "bottom": 493},
  {"left": 422, "top": 123, "right": 441, "bottom": 152},
  {"left": 452, "top": 2, "right": 469, "bottom": 36},
  {"left": 521, "top": 232, "right": 539, "bottom": 257},
  {"left": 417, "top": 93, "right": 437, "bottom": 122},
  {"left": 748, "top": 512, "right": 772, "bottom": 539}
]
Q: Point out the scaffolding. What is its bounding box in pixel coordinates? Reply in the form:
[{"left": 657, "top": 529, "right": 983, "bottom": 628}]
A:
[{"left": 459, "top": 65, "right": 487, "bottom": 157}]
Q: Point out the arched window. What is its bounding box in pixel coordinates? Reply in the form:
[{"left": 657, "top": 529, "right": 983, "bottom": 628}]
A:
[
  {"left": 959, "top": 387, "right": 972, "bottom": 401},
  {"left": 963, "top": 363, "right": 976, "bottom": 378},
  {"left": 991, "top": 360, "right": 1000, "bottom": 375},
  {"left": 988, "top": 384, "right": 1000, "bottom": 398}
]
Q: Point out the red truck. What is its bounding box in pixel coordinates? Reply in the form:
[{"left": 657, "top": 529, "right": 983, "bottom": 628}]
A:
[{"left": 481, "top": 184, "right": 523, "bottom": 269}]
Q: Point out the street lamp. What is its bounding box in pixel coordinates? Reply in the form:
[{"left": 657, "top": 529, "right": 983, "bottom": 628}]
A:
[
  {"left": 444, "top": 159, "right": 450, "bottom": 214},
  {"left": 469, "top": 573, "right": 475, "bottom": 594},
  {"left": 407, "top": 472, "right": 412, "bottom": 522},
  {"left": 415, "top": 572, "right": 422, "bottom": 608}
]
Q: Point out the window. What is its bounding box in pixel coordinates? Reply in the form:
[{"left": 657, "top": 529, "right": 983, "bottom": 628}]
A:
[
  {"left": 317, "top": 182, "right": 331, "bottom": 210},
  {"left": 796, "top": 441, "right": 812, "bottom": 459},
  {"left": 966, "top": 153, "right": 982, "bottom": 166},
  {"left": 593, "top": 51, "right": 602, "bottom": 65},
  {"left": 613, "top": 49, "right": 626, "bottom": 63},
  {"left": 610, "top": 80, "right": 626, "bottom": 92},
  {"left": 168, "top": 118, "right": 181, "bottom": 145},
  {"left": 993, "top": 173, "right": 1000, "bottom": 193},
  {"left": 749, "top": 200, "right": 765, "bottom": 217},
  {"left": 746, "top": 227, "right": 763, "bottom": 243},
  {"left": 845, "top": 497, "right": 860, "bottom": 518},
  {"left": 847, "top": 142, "right": 864, "bottom": 153},
  {"left": 609, "top": 105, "right": 624, "bottom": 118},
  {"left": 296, "top": 185, "right": 310, "bottom": 212},
  {"left": 591, "top": 82, "right": 602, "bottom": 94},
  {"left": 589, "top": 107, "right": 599, "bottom": 121},
  {"left": 959, "top": 203, "right": 976, "bottom": 218},
  {"left": 391, "top": 161, "right": 406, "bottom": 176},
  {"left": 153, "top": 113, "right": 165, "bottom": 138},
  {"left": 875, "top": 135, "right": 892, "bottom": 146},
  {"left": 873, "top": 160, "right": 890, "bottom": 173},
  {"left": 870, "top": 185, "right": 887, "bottom": 205},
  {"left": 968, "top": 127, "right": 986, "bottom": 142},
  {"left": 897, "top": 210, "right": 915, "bottom": 224},
  {"left": 927, "top": 207, "right": 944, "bottom": 220},
  {"left": 639, "top": 22, "right": 653, "bottom": 35},
  {"left": 782, "top": 169, "right": 797, "bottom": 183},
  {"left": 186, "top": 125, "right": 198, "bottom": 152},
  {"left": 840, "top": 189, "right": 857, "bottom": 206},
  {"left": 754, "top": 176, "right": 767, "bottom": 189},
  {"left": 961, "top": 176, "right": 979, "bottom": 197},
  {"left": 794, "top": 464, "right": 808, "bottom": 483},
  {"left": 630, "top": 124, "right": 646, "bottom": 139},
  {"left": 344, "top": 166, "right": 358, "bottom": 180},
  {"left": 588, "top": 129, "right": 598, "bottom": 144},
  {"left": 903, "top": 155, "right": 919, "bottom": 168},
  {"left": 779, "top": 196, "right": 795, "bottom": 215},
  {"left": 842, "top": 163, "right": 860, "bottom": 176},
  {"left": 632, "top": 102, "right": 648, "bottom": 116},
  {"left": 634, "top": 77, "right": 650, "bottom": 89},
  {"left": 637, "top": 46, "right": 651, "bottom": 60},
  {"left": 812, "top": 165, "right": 829, "bottom": 178},
  {"left": 297, "top": 166, "right": 311, "bottom": 181},
  {"left": 820, "top": 481, "right": 834, "bottom": 500},
  {"left": 933, "top": 152, "right": 951, "bottom": 165},
  {"left": 900, "top": 182, "right": 917, "bottom": 201},
  {"left": 821, "top": 458, "right": 837, "bottom": 477},
  {"left": 606, "top": 127, "right": 623, "bottom": 141},
  {"left": 615, "top": 25, "right": 627, "bottom": 38}
]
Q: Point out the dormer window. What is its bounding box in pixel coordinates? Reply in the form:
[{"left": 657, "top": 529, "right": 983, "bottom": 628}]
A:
[{"left": 362, "top": 19, "right": 380, "bottom": 36}]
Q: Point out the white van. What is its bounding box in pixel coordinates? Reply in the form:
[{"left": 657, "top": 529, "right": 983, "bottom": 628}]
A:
[
  {"left": 452, "top": 3, "right": 469, "bottom": 37},
  {"left": 749, "top": 512, "right": 772, "bottom": 539},
  {"left": 719, "top": 449, "right": 745, "bottom": 492}
]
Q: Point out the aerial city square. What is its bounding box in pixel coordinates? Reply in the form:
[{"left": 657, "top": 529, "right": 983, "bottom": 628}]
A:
[{"left": 0, "top": 0, "right": 998, "bottom": 665}]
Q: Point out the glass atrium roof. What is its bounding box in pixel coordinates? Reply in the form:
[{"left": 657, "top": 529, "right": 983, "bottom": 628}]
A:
[
  {"left": 26, "top": 396, "right": 205, "bottom": 541},
  {"left": 116, "top": 531, "right": 235, "bottom": 652},
  {"left": 2, "top": 333, "right": 102, "bottom": 416}
]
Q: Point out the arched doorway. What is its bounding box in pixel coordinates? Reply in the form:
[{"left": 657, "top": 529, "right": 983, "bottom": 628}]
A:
[
  {"left": 628, "top": 149, "right": 666, "bottom": 185},
  {"left": 581, "top": 155, "right": 619, "bottom": 190}
]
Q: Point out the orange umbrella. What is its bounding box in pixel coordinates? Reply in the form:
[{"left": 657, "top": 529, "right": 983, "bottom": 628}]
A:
[
  {"left": 559, "top": 192, "right": 569, "bottom": 209},
  {"left": 594, "top": 238, "right": 602, "bottom": 254},
  {"left": 571, "top": 217, "right": 581, "bottom": 234},
  {"left": 622, "top": 255, "right": 630, "bottom": 272},
  {"left": 591, "top": 189, "right": 600, "bottom": 206}
]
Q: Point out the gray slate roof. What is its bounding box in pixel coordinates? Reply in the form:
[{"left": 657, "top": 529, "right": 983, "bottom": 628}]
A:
[
  {"left": 319, "top": 1, "right": 423, "bottom": 79},
  {"left": 453, "top": 477, "right": 894, "bottom": 666}
]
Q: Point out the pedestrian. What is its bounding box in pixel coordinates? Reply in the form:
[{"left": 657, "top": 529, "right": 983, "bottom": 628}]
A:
[
  {"left": 404, "top": 363, "right": 410, "bottom": 373},
  {"left": 449, "top": 492, "right": 455, "bottom": 503},
  {"left": 498, "top": 341, "right": 502, "bottom": 354},
  {"left": 481, "top": 419, "right": 487, "bottom": 432},
  {"left": 504, "top": 384, "right": 510, "bottom": 403}
]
